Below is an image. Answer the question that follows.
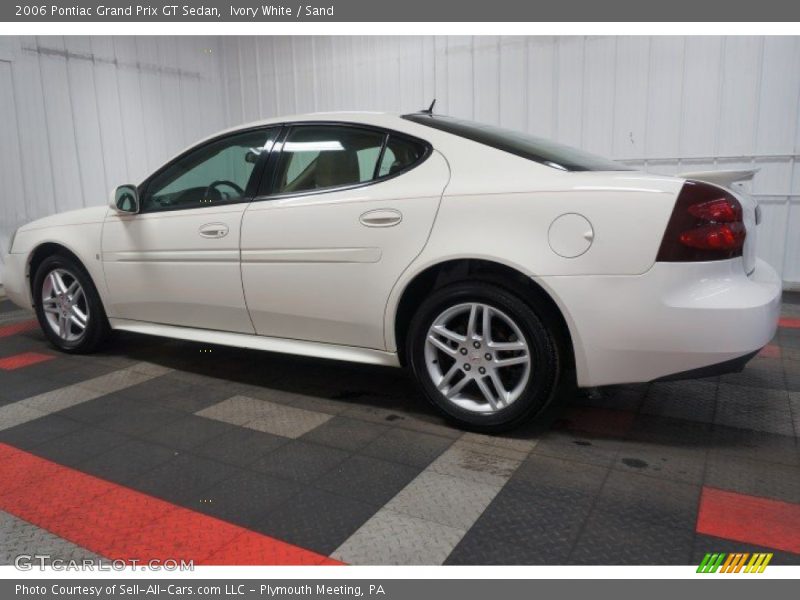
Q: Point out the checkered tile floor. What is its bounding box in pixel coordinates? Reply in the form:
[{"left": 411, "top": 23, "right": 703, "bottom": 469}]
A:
[{"left": 0, "top": 294, "right": 798, "bottom": 565}]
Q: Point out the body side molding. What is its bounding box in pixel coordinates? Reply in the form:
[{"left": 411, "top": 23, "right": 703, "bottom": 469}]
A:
[{"left": 109, "top": 319, "right": 401, "bottom": 367}]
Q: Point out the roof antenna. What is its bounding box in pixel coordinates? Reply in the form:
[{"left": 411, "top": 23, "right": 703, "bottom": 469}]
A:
[{"left": 421, "top": 98, "right": 436, "bottom": 115}]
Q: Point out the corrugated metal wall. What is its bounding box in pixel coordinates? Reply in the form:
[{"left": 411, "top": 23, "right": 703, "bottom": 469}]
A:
[
  {"left": 222, "top": 35, "right": 800, "bottom": 288},
  {"left": 2, "top": 36, "right": 799, "bottom": 287},
  {"left": 0, "top": 35, "right": 227, "bottom": 254}
]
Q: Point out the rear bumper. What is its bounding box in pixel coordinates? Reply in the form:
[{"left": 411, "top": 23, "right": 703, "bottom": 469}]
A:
[
  {"left": 540, "top": 257, "right": 781, "bottom": 387},
  {"left": 653, "top": 349, "right": 758, "bottom": 382}
]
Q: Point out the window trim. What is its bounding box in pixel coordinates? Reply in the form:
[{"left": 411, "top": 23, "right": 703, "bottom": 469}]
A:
[
  {"left": 137, "top": 125, "right": 282, "bottom": 215},
  {"left": 253, "top": 121, "right": 433, "bottom": 202}
]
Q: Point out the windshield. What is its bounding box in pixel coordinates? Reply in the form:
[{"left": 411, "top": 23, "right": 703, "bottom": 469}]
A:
[{"left": 403, "top": 113, "right": 632, "bottom": 172}]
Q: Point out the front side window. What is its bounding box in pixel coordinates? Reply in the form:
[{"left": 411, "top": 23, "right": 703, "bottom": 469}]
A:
[
  {"left": 272, "top": 126, "right": 387, "bottom": 194},
  {"left": 141, "top": 128, "right": 277, "bottom": 213}
]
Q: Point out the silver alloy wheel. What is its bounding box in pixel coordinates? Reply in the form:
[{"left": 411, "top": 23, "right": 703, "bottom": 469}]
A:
[
  {"left": 40, "top": 268, "right": 89, "bottom": 342},
  {"left": 424, "top": 302, "right": 531, "bottom": 413}
]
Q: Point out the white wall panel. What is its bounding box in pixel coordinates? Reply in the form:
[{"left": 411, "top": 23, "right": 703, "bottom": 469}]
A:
[
  {"left": 89, "top": 36, "right": 130, "bottom": 193},
  {"left": 8, "top": 36, "right": 56, "bottom": 225},
  {"left": 1, "top": 35, "right": 798, "bottom": 289},
  {"left": 526, "top": 37, "right": 556, "bottom": 139},
  {"left": 645, "top": 37, "right": 685, "bottom": 159},
  {"left": 473, "top": 36, "right": 500, "bottom": 124},
  {"left": 63, "top": 36, "right": 107, "bottom": 210},
  {"left": 756, "top": 37, "right": 800, "bottom": 156},
  {"left": 215, "top": 35, "right": 798, "bottom": 287},
  {"left": 498, "top": 37, "right": 526, "bottom": 131},
  {"left": 0, "top": 61, "right": 26, "bottom": 231},
  {"left": 581, "top": 37, "right": 616, "bottom": 156},
  {"left": 444, "top": 36, "right": 474, "bottom": 120},
  {"left": 717, "top": 37, "right": 761, "bottom": 157},
  {"left": 555, "top": 37, "right": 584, "bottom": 148},
  {"left": 680, "top": 37, "right": 723, "bottom": 158},
  {"left": 38, "top": 36, "right": 84, "bottom": 214},
  {"left": 612, "top": 37, "right": 649, "bottom": 159},
  {"left": 0, "top": 35, "right": 225, "bottom": 261}
]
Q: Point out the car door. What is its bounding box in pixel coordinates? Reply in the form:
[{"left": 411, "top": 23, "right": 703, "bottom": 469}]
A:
[
  {"left": 102, "top": 127, "right": 279, "bottom": 333},
  {"left": 240, "top": 123, "right": 450, "bottom": 350}
]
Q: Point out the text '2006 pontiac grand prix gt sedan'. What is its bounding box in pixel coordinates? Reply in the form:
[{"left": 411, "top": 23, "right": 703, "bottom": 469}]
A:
[{"left": 1, "top": 111, "right": 781, "bottom": 431}]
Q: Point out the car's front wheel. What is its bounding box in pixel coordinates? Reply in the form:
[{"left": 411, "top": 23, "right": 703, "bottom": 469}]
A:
[
  {"left": 408, "top": 282, "right": 560, "bottom": 432},
  {"left": 33, "top": 254, "right": 109, "bottom": 353}
]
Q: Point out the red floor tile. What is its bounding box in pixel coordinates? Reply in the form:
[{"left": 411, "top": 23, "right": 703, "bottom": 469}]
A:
[
  {"left": 0, "top": 443, "right": 338, "bottom": 566},
  {"left": 0, "top": 351, "right": 55, "bottom": 370},
  {"left": 696, "top": 486, "right": 800, "bottom": 554},
  {"left": 779, "top": 317, "right": 800, "bottom": 329},
  {"left": 204, "top": 532, "right": 340, "bottom": 566},
  {"left": 757, "top": 344, "right": 781, "bottom": 359},
  {"left": 0, "top": 320, "right": 38, "bottom": 338}
]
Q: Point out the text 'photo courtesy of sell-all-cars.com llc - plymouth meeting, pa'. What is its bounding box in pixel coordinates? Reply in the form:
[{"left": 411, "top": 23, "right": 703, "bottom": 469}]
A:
[{"left": 1, "top": 107, "right": 781, "bottom": 432}]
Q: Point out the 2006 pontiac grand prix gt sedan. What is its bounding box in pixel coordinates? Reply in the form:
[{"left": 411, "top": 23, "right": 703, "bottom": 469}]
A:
[{"left": 1, "top": 111, "right": 782, "bottom": 431}]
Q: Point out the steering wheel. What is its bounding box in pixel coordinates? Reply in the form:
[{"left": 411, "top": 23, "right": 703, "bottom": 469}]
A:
[{"left": 203, "top": 180, "right": 245, "bottom": 202}]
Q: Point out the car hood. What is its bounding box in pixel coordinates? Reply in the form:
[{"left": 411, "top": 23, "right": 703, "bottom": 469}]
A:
[{"left": 19, "top": 205, "right": 110, "bottom": 232}]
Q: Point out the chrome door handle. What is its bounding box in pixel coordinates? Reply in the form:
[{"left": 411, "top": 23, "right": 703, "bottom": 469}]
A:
[
  {"left": 199, "top": 223, "right": 229, "bottom": 238},
  {"left": 359, "top": 209, "right": 402, "bottom": 228}
]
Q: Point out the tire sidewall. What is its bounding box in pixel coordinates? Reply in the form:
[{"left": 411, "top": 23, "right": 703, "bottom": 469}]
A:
[
  {"left": 408, "top": 283, "right": 559, "bottom": 431},
  {"left": 33, "top": 254, "right": 107, "bottom": 353}
]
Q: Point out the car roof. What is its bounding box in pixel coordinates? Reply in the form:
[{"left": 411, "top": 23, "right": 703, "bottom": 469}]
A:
[
  {"left": 220, "top": 111, "right": 407, "bottom": 133},
  {"left": 147, "top": 111, "right": 684, "bottom": 195}
]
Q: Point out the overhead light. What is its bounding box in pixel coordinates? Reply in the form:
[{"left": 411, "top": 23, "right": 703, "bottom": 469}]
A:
[{"left": 283, "top": 141, "right": 344, "bottom": 152}]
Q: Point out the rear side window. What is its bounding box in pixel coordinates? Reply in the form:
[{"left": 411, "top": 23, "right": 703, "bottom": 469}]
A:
[
  {"left": 273, "top": 126, "right": 385, "bottom": 194},
  {"left": 403, "top": 113, "right": 631, "bottom": 172},
  {"left": 269, "top": 125, "right": 430, "bottom": 195},
  {"left": 378, "top": 136, "right": 426, "bottom": 178}
]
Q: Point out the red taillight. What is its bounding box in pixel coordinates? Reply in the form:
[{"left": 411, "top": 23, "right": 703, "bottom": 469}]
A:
[
  {"left": 686, "top": 198, "right": 742, "bottom": 223},
  {"left": 656, "top": 180, "right": 746, "bottom": 262},
  {"left": 678, "top": 222, "right": 746, "bottom": 250}
]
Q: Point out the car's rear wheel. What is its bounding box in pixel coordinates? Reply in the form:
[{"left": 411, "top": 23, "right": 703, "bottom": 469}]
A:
[
  {"left": 407, "top": 282, "right": 560, "bottom": 432},
  {"left": 33, "top": 254, "right": 109, "bottom": 353}
]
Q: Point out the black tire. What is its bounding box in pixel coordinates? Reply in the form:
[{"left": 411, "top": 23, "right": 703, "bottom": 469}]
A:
[
  {"left": 32, "top": 253, "right": 109, "bottom": 354},
  {"left": 407, "top": 281, "right": 560, "bottom": 432}
]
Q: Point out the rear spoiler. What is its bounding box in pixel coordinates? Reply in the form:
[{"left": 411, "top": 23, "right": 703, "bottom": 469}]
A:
[
  {"left": 678, "top": 169, "right": 762, "bottom": 225},
  {"left": 677, "top": 169, "right": 758, "bottom": 189}
]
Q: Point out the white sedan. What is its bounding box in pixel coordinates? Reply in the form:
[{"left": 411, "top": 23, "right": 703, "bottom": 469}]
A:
[{"left": 2, "top": 111, "right": 782, "bottom": 431}]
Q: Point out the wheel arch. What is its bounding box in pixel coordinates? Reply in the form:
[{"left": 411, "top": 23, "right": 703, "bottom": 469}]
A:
[
  {"left": 27, "top": 242, "right": 98, "bottom": 307},
  {"left": 390, "top": 258, "right": 578, "bottom": 375}
]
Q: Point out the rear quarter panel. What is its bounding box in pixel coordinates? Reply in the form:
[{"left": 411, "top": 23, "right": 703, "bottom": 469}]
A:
[{"left": 384, "top": 144, "right": 685, "bottom": 352}]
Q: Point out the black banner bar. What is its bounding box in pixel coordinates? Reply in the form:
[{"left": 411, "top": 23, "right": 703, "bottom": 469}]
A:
[
  {"left": 4, "top": 579, "right": 800, "bottom": 600},
  {"left": 3, "top": 0, "right": 800, "bottom": 22}
]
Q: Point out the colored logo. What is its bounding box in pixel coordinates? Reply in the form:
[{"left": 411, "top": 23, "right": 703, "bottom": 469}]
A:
[{"left": 697, "top": 552, "right": 773, "bottom": 573}]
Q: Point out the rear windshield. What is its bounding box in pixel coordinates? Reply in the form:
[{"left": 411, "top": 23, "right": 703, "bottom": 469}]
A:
[{"left": 403, "top": 114, "right": 632, "bottom": 172}]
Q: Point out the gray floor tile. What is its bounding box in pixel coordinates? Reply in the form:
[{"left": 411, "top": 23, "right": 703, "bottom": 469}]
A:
[
  {"left": 361, "top": 427, "right": 454, "bottom": 468},
  {"left": 315, "top": 455, "right": 420, "bottom": 506},
  {"left": 333, "top": 508, "right": 465, "bottom": 565},
  {"left": 568, "top": 510, "right": 695, "bottom": 565},
  {"left": 641, "top": 380, "right": 717, "bottom": 423},
  {"left": 428, "top": 440, "right": 523, "bottom": 487},
  {"left": 254, "top": 488, "right": 378, "bottom": 555},
  {"left": 705, "top": 453, "right": 800, "bottom": 503},
  {"left": 715, "top": 384, "right": 793, "bottom": 436},
  {"left": 250, "top": 439, "right": 350, "bottom": 483},
  {"left": 385, "top": 470, "right": 500, "bottom": 530},
  {"left": 301, "top": 415, "right": 389, "bottom": 451}
]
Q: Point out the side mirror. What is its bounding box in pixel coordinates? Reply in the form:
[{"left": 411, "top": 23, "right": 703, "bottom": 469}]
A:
[{"left": 111, "top": 184, "right": 140, "bottom": 214}]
